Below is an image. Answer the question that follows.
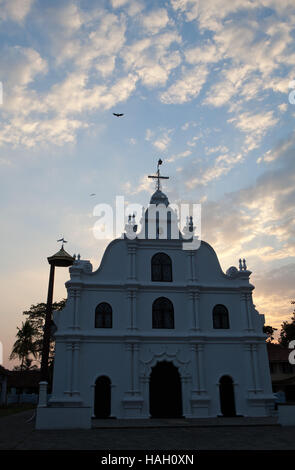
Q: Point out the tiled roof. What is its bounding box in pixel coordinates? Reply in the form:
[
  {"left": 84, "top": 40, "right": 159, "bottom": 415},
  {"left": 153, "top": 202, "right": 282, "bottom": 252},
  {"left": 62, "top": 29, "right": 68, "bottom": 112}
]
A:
[
  {"left": 272, "top": 375, "right": 295, "bottom": 385},
  {"left": 7, "top": 369, "right": 41, "bottom": 388},
  {"left": 0, "top": 365, "right": 9, "bottom": 376},
  {"left": 267, "top": 343, "right": 292, "bottom": 361}
]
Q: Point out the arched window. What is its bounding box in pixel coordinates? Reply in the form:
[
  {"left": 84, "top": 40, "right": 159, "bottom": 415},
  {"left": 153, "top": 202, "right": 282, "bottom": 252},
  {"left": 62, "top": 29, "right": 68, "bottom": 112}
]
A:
[
  {"left": 95, "top": 302, "right": 112, "bottom": 328},
  {"left": 213, "top": 304, "right": 230, "bottom": 329},
  {"left": 151, "top": 252, "right": 172, "bottom": 282},
  {"left": 152, "top": 297, "right": 174, "bottom": 329}
]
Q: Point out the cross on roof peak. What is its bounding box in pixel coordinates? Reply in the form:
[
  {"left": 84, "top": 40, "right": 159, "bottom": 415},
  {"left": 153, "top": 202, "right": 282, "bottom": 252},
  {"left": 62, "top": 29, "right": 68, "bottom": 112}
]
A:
[
  {"left": 57, "top": 237, "right": 67, "bottom": 249},
  {"left": 148, "top": 159, "right": 169, "bottom": 191}
]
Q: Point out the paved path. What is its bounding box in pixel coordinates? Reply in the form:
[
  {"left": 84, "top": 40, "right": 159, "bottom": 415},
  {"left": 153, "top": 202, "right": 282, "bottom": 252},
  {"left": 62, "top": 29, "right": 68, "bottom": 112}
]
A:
[
  {"left": 92, "top": 416, "right": 278, "bottom": 428},
  {"left": 0, "top": 410, "right": 294, "bottom": 450}
]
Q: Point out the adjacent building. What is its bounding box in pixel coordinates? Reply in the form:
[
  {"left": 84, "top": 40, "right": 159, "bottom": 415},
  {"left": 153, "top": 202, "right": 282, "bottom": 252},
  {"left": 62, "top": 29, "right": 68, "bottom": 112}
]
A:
[
  {"left": 0, "top": 366, "right": 8, "bottom": 406},
  {"left": 267, "top": 343, "right": 295, "bottom": 402}
]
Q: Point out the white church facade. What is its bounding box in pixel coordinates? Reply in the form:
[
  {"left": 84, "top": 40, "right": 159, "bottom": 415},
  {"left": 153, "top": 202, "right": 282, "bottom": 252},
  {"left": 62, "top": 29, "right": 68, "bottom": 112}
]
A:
[{"left": 36, "top": 174, "right": 274, "bottom": 429}]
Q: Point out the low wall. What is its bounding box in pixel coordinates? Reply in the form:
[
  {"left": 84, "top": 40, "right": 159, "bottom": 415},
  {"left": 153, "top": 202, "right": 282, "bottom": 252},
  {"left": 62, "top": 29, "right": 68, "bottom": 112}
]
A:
[
  {"left": 36, "top": 406, "right": 92, "bottom": 429},
  {"left": 277, "top": 403, "right": 295, "bottom": 426},
  {"left": 7, "top": 393, "right": 39, "bottom": 404}
]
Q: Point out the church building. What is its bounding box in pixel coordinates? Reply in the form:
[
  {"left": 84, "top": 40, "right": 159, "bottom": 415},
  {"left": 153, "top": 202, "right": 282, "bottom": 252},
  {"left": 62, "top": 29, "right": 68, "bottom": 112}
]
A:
[{"left": 36, "top": 166, "right": 274, "bottom": 429}]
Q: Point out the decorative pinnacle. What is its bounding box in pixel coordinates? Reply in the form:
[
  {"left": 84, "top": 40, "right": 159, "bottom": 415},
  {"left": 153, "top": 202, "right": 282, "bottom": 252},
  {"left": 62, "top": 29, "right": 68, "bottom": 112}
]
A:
[{"left": 239, "top": 258, "right": 248, "bottom": 271}]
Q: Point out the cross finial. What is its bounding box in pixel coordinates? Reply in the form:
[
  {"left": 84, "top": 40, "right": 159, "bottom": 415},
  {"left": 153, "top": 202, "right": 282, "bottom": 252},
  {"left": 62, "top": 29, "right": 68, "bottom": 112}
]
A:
[
  {"left": 148, "top": 159, "right": 169, "bottom": 190},
  {"left": 57, "top": 237, "right": 67, "bottom": 249}
]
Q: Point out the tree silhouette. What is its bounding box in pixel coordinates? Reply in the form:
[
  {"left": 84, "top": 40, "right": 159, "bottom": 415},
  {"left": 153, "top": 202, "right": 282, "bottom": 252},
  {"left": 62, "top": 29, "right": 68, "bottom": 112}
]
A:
[
  {"left": 263, "top": 325, "right": 277, "bottom": 342},
  {"left": 10, "top": 320, "right": 38, "bottom": 370},
  {"left": 279, "top": 301, "right": 295, "bottom": 348},
  {"left": 10, "top": 299, "right": 66, "bottom": 370},
  {"left": 22, "top": 299, "right": 66, "bottom": 366},
  {"left": 13, "top": 357, "right": 38, "bottom": 371}
]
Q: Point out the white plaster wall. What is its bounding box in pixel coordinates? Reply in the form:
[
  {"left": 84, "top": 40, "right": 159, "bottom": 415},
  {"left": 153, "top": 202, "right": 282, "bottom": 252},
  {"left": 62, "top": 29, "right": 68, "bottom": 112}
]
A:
[{"left": 47, "top": 235, "right": 273, "bottom": 425}]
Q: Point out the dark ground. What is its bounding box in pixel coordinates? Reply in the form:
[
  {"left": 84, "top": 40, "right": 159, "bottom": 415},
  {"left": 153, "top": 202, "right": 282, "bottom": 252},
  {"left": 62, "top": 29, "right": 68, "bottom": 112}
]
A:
[{"left": 0, "top": 410, "right": 294, "bottom": 450}]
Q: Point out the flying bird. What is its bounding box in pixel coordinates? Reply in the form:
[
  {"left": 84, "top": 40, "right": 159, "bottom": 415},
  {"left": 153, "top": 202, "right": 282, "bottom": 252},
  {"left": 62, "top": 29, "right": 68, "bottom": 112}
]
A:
[
  {"left": 113, "top": 113, "right": 124, "bottom": 117},
  {"left": 90, "top": 193, "right": 96, "bottom": 196}
]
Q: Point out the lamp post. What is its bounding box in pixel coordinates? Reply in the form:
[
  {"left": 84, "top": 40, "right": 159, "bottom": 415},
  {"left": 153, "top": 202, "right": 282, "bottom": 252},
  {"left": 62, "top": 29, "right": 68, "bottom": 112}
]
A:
[{"left": 40, "top": 242, "right": 75, "bottom": 382}]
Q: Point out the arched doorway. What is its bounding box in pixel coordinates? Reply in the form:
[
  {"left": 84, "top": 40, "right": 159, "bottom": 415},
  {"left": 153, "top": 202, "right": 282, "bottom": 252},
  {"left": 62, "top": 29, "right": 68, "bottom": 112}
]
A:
[
  {"left": 94, "top": 376, "right": 111, "bottom": 418},
  {"left": 149, "top": 361, "right": 182, "bottom": 418},
  {"left": 219, "top": 375, "right": 236, "bottom": 417}
]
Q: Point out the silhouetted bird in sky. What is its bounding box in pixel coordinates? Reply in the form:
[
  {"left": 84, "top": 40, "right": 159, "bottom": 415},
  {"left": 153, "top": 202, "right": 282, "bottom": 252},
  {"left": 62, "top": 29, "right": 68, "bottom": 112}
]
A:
[
  {"left": 113, "top": 113, "right": 124, "bottom": 117},
  {"left": 90, "top": 193, "right": 96, "bottom": 196}
]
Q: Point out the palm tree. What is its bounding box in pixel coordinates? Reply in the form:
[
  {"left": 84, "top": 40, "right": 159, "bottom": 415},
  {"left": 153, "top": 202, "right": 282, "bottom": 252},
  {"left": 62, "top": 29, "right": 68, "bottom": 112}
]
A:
[
  {"left": 10, "top": 320, "right": 38, "bottom": 370},
  {"left": 13, "top": 358, "right": 38, "bottom": 371}
]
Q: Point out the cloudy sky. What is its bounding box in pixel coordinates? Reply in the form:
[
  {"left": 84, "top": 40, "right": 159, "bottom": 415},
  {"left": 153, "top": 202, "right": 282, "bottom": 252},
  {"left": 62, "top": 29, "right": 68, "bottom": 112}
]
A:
[{"left": 1, "top": 0, "right": 295, "bottom": 368}]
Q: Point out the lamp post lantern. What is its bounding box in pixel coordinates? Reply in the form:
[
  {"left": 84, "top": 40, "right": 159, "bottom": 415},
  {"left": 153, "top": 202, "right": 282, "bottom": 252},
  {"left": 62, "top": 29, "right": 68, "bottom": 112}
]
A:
[{"left": 40, "top": 242, "right": 75, "bottom": 382}]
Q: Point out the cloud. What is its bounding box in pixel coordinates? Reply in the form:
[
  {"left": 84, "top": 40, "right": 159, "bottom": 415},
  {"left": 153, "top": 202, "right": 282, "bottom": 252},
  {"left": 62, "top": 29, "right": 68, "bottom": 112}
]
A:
[
  {"left": 257, "top": 136, "right": 294, "bottom": 164},
  {"left": 0, "top": 0, "right": 293, "bottom": 151},
  {"left": 174, "top": 2, "right": 295, "bottom": 114},
  {"left": 111, "top": 0, "right": 144, "bottom": 16},
  {"left": 205, "top": 145, "right": 229, "bottom": 155},
  {"left": 171, "top": 0, "right": 256, "bottom": 30},
  {"left": 0, "top": 0, "right": 34, "bottom": 23},
  {"left": 167, "top": 149, "right": 192, "bottom": 163},
  {"left": 232, "top": 111, "right": 278, "bottom": 134},
  {"left": 0, "top": 45, "right": 47, "bottom": 89},
  {"left": 2, "top": 0, "right": 295, "bottom": 367},
  {"left": 111, "top": 0, "right": 129, "bottom": 8},
  {"left": 123, "top": 175, "right": 154, "bottom": 195},
  {"left": 258, "top": 262, "right": 295, "bottom": 286},
  {"left": 0, "top": 14, "right": 141, "bottom": 147},
  {"left": 0, "top": 45, "right": 48, "bottom": 130},
  {"left": 0, "top": 156, "right": 13, "bottom": 166},
  {"left": 141, "top": 8, "right": 170, "bottom": 34},
  {"left": 278, "top": 103, "right": 288, "bottom": 113},
  {"left": 121, "top": 32, "right": 181, "bottom": 87},
  {"left": 145, "top": 127, "right": 174, "bottom": 152},
  {"left": 201, "top": 133, "right": 295, "bottom": 271},
  {"left": 152, "top": 129, "right": 173, "bottom": 151},
  {"left": 80, "top": 13, "right": 127, "bottom": 70},
  {"left": 185, "top": 41, "right": 222, "bottom": 64},
  {"left": 187, "top": 135, "right": 201, "bottom": 147},
  {"left": 254, "top": 263, "right": 295, "bottom": 328},
  {"left": 181, "top": 121, "right": 197, "bottom": 131},
  {"left": 0, "top": 64, "right": 137, "bottom": 147},
  {"left": 174, "top": 132, "right": 295, "bottom": 330},
  {"left": 170, "top": 0, "right": 295, "bottom": 33},
  {"left": 160, "top": 65, "right": 208, "bottom": 104},
  {"left": 51, "top": 2, "right": 83, "bottom": 32},
  {"left": 204, "top": 64, "right": 252, "bottom": 107},
  {"left": 53, "top": 10, "right": 127, "bottom": 72},
  {"left": 228, "top": 110, "right": 279, "bottom": 151},
  {"left": 0, "top": 116, "right": 88, "bottom": 147},
  {"left": 186, "top": 153, "right": 243, "bottom": 188},
  {"left": 103, "top": 73, "right": 138, "bottom": 106},
  {"left": 145, "top": 129, "right": 153, "bottom": 141}
]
